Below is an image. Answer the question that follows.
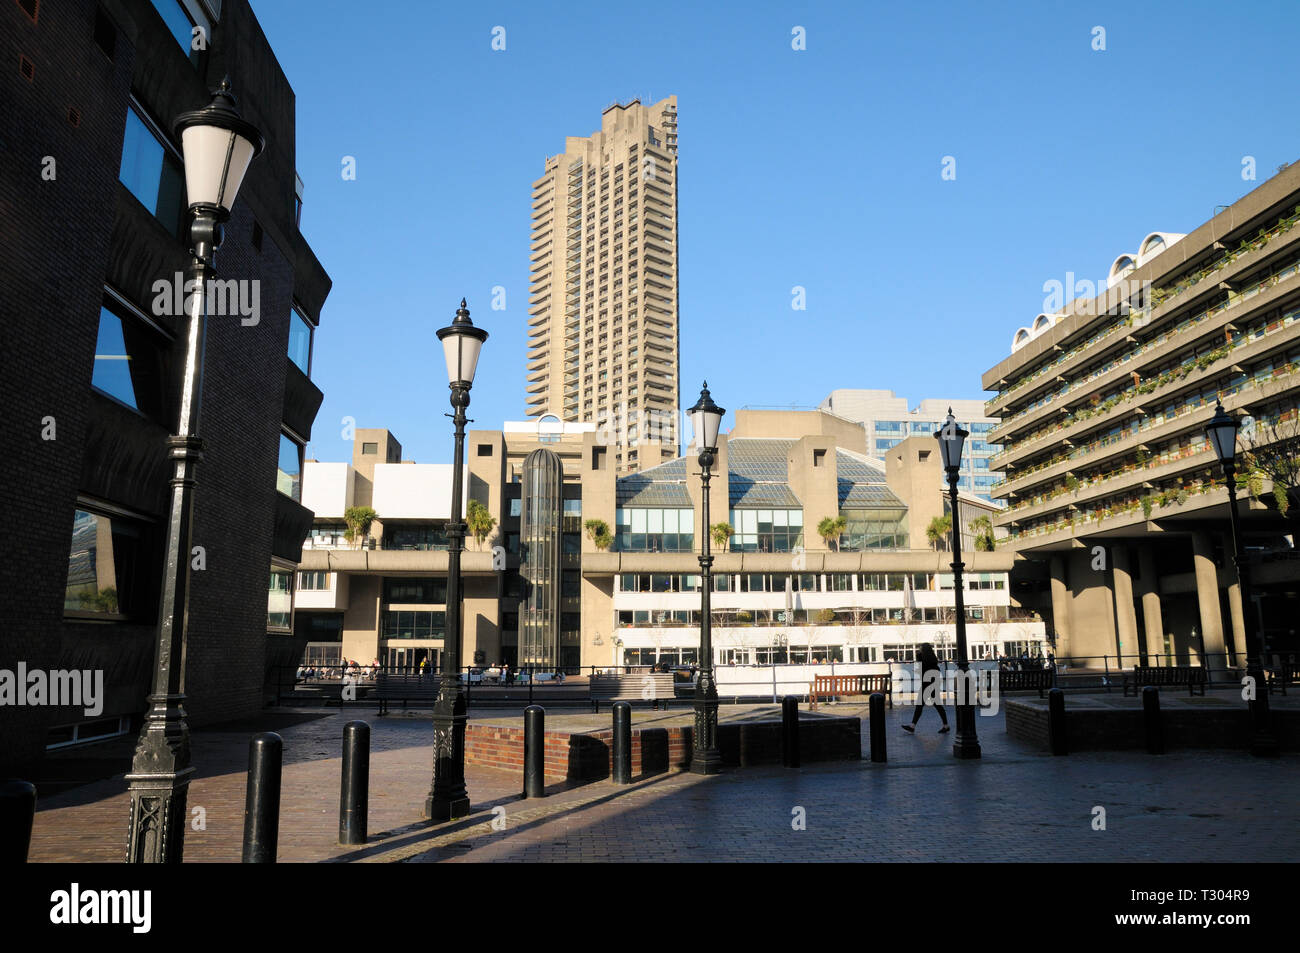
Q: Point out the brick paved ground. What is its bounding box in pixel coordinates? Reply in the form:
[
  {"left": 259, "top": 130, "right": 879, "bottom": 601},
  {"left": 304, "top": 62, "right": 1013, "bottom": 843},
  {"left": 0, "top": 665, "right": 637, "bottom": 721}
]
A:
[{"left": 26, "top": 702, "right": 1300, "bottom": 863}]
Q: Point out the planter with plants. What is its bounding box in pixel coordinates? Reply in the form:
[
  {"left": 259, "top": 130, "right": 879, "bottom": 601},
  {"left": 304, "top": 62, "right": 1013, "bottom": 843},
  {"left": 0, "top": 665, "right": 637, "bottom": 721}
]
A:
[{"left": 584, "top": 518, "right": 613, "bottom": 550}]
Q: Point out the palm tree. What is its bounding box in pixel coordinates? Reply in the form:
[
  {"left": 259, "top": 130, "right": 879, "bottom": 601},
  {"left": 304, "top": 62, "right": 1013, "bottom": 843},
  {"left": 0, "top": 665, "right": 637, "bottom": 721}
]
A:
[
  {"left": 925, "top": 514, "right": 952, "bottom": 551},
  {"left": 817, "top": 515, "right": 847, "bottom": 551},
  {"left": 466, "top": 499, "right": 496, "bottom": 549},
  {"left": 710, "top": 522, "right": 733, "bottom": 549},
  {"left": 969, "top": 514, "right": 995, "bottom": 552}
]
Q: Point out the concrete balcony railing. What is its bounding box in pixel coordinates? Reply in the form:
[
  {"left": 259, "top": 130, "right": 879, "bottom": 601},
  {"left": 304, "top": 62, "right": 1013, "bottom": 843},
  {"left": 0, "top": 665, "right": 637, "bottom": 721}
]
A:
[
  {"left": 992, "top": 247, "right": 1300, "bottom": 444},
  {"left": 579, "top": 550, "right": 1016, "bottom": 576},
  {"left": 996, "top": 357, "right": 1300, "bottom": 516},
  {"left": 991, "top": 317, "right": 1300, "bottom": 472},
  {"left": 987, "top": 209, "right": 1300, "bottom": 416},
  {"left": 297, "top": 548, "right": 501, "bottom": 574},
  {"left": 998, "top": 444, "right": 1225, "bottom": 527}
]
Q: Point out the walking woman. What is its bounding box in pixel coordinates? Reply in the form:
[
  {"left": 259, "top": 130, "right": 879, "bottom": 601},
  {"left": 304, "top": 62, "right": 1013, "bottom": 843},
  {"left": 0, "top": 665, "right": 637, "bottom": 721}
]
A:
[{"left": 902, "top": 642, "right": 949, "bottom": 733}]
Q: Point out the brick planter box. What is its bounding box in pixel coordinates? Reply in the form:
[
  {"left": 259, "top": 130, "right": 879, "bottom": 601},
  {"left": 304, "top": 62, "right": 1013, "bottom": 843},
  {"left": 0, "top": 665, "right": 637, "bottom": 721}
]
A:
[
  {"left": 1006, "top": 698, "right": 1300, "bottom": 751},
  {"left": 466, "top": 715, "right": 860, "bottom": 784}
]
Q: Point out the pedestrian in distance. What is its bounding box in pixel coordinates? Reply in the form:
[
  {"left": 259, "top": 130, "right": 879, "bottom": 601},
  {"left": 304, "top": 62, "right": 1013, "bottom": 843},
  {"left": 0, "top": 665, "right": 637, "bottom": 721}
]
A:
[{"left": 902, "top": 642, "right": 950, "bottom": 734}]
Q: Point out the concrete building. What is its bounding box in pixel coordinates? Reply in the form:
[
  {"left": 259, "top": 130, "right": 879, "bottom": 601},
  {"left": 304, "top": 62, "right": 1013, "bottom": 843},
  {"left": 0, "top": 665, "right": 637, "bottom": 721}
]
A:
[
  {"left": 526, "top": 97, "right": 680, "bottom": 472},
  {"left": 296, "top": 411, "right": 1044, "bottom": 674},
  {"left": 820, "top": 390, "right": 1004, "bottom": 503},
  {"left": 1, "top": 0, "right": 331, "bottom": 769},
  {"left": 982, "top": 166, "right": 1300, "bottom": 669}
]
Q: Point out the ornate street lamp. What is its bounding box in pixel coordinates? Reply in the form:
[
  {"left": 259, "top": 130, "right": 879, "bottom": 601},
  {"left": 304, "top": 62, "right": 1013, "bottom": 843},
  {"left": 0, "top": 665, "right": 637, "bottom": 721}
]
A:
[
  {"left": 126, "top": 79, "right": 264, "bottom": 863},
  {"left": 1205, "top": 401, "right": 1276, "bottom": 756},
  {"left": 935, "top": 409, "right": 981, "bottom": 760},
  {"left": 688, "top": 382, "right": 725, "bottom": 774},
  {"left": 426, "top": 299, "right": 488, "bottom": 820}
]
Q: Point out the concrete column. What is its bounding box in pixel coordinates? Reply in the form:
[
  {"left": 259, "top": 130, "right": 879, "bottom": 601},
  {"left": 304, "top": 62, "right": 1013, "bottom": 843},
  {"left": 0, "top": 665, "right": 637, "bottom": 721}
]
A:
[
  {"left": 1190, "top": 531, "right": 1228, "bottom": 674},
  {"left": 1110, "top": 545, "right": 1139, "bottom": 667},
  {"left": 1226, "top": 575, "right": 1247, "bottom": 667},
  {"left": 1137, "top": 546, "right": 1164, "bottom": 662},
  {"left": 1049, "top": 555, "right": 1071, "bottom": 659}
]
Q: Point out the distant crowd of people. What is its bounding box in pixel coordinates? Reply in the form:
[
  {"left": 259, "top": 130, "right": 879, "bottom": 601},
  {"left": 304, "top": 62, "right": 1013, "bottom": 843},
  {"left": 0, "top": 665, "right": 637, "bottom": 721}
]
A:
[
  {"left": 296, "top": 659, "right": 380, "bottom": 681},
  {"left": 996, "top": 650, "right": 1056, "bottom": 672}
]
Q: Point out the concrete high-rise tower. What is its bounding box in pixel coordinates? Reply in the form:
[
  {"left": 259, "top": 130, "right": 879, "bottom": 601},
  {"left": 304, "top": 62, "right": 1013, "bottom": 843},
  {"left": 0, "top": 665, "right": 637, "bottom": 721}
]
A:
[{"left": 526, "top": 97, "right": 679, "bottom": 472}]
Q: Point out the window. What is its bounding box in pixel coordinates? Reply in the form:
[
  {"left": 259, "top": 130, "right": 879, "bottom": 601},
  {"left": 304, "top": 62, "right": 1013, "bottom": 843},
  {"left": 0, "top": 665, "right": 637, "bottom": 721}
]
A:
[
  {"left": 64, "top": 508, "right": 150, "bottom": 618},
  {"left": 362, "top": 442, "right": 378, "bottom": 455},
  {"left": 509, "top": 499, "right": 522, "bottom": 517},
  {"left": 119, "top": 103, "right": 184, "bottom": 233},
  {"left": 298, "top": 571, "right": 330, "bottom": 590},
  {"left": 268, "top": 568, "right": 293, "bottom": 630},
  {"left": 383, "top": 577, "right": 447, "bottom": 604},
  {"left": 477, "top": 444, "right": 494, "bottom": 457},
  {"left": 563, "top": 498, "right": 582, "bottom": 517},
  {"left": 381, "top": 610, "right": 446, "bottom": 640},
  {"left": 728, "top": 509, "right": 802, "bottom": 553},
  {"left": 615, "top": 507, "right": 694, "bottom": 552},
  {"left": 562, "top": 570, "right": 580, "bottom": 598},
  {"left": 288, "top": 308, "right": 312, "bottom": 375},
  {"left": 92, "top": 307, "right": 144, "bottom": 411},
  {"left": 277, "top": 434, "right": 303, "bottom": 501},
  {"left": 840, "top": 507, "right": 907, "bottom": 551},
  {"left": 149, "top": 0, "right": 210, "bottom": 63},
  {"left": 382, "top": 524, "right": 450, "bottom": 551}
]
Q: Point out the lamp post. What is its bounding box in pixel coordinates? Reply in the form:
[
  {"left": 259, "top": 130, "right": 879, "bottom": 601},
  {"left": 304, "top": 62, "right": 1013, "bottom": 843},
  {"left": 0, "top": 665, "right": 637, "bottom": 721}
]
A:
[
  {"left": 688, "top": 382, "right": 725, "bottom": 775},
  {"left": 1205, "top": 401, "right": 1276, "bottom": 756},
  {"left": 426, "top": 299, "right": 488, "bottom": 820},
  {"left": 125, "top": 79, "right": 264, "bottom": 862},
  {"left": 935, "top": 409, "right": 981, "bottom": 760}
]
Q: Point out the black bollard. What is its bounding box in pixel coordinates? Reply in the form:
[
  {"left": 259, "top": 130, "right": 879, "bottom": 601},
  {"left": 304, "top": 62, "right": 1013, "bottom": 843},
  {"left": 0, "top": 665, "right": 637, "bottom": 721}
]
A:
[
  {"left": 782, "top": 695, "right": 800, "bottom": 768},
  {"left": 242, "top": 732, "right": 283, "bottom": 863},
  {"left": 1048, "top": 688, "right": 1068, "bottom": 756},
  {"left": 612, "top": 701, "right": 632, "bottom": 784},
  {"left": 523, "top": 705, "right": 545, "bottom": 799},
  {"left": 869, "top": 692, "right": 887, "bottom": 763},
  {"left": 1142, "top": 686, "right": 1164, "bottom": 755},
  {"left": 0, "top": 780, "right": 36, "bottom": 862},
  {"left": 339, "top": 720, "right": 370, "bottom": 846}
]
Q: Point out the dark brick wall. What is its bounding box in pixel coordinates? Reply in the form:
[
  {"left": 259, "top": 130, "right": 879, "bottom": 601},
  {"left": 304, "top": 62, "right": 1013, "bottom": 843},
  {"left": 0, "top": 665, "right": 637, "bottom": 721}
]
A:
[{"left": 0, "top": 0, "right": 330, "bottom": 771}]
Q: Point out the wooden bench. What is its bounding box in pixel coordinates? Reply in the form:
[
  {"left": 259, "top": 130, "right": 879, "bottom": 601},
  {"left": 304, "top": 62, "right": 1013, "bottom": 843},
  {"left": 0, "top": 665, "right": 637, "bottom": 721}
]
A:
[
  {"left": 998, "top": 668, "right": 1055, "bottom": 698},
  {"left": 374, "top": 673, "right": 441, "bottom": 715},
  {"left": 589, "top": 673, "right": 676, "bottom": 712},
  {"left": 1122, "top": 665, "right": 1207, "bottom": 697},
  {"left": 809, "top": 674, "right": 892, "bottom": 710},
  {"left": 1267, "top": 662, "right": 1299, "bottom": 696}
]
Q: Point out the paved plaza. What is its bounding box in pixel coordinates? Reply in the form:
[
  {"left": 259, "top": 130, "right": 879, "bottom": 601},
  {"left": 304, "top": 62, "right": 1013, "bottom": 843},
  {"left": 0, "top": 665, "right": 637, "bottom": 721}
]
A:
[{"left": 26, "top": 702, "right": 1299, "bottom": 863}]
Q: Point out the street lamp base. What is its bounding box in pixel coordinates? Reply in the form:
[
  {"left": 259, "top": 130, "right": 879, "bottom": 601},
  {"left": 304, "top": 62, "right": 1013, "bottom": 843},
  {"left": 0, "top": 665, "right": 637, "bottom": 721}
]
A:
[
  {"left": 690, "top": 750, "right": 722, "bottom": 775},
  {"left": 953, "top": 704, "right": 982, "bottom": 759},
  {"left": 425, "top": 795, "right": 471, "bottom": 821}
]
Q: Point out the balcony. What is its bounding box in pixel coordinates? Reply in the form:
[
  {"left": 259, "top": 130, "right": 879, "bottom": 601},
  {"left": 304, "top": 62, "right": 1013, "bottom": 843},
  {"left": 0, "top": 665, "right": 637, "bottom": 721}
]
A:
[{"left": 989, "top": 207, "right": 1300, "bottom": 415}]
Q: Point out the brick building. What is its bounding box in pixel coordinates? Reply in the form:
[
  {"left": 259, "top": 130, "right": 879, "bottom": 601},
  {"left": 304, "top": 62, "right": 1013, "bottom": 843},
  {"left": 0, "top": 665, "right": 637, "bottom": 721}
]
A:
[{"left": 0, "top": 0, "right": 330, "bottom": 769}]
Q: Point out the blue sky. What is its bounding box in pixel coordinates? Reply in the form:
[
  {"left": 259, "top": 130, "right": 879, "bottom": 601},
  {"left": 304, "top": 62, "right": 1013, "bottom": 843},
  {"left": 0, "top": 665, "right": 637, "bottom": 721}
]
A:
[{"left": 253, "top": 0, "right": 1300, "bottom": 465}]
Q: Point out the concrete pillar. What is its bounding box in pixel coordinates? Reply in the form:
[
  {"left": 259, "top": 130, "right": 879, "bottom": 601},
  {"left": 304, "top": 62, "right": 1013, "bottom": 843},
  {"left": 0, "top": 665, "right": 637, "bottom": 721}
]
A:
[
  {"left": 1226, "top": 575, "right": 1247, "bottom": 667},
  {"left": 1049, "top": 555, "right": 1071, "bottom": 659},
  {"left": 1190, "top": 531, "right": 1228, "bottom": 674},
  {"left": 1110, "top": 545, "right": 1139, "bottom": 667},
  {"left": 1137, "top": 546, "right": 1164, "bottom": 663}
]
